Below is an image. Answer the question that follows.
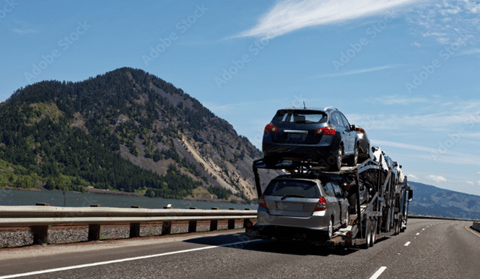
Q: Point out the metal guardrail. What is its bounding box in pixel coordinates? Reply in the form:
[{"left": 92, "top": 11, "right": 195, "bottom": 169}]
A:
[
  {"left": 408, "top": 214, "right": 479, "bottom": 222},
  {"left": 0, "top": 205, "right": 257, "bottom": 245},
  {"left": 472, "top": 221, "right": 480, "bottom": 233}
]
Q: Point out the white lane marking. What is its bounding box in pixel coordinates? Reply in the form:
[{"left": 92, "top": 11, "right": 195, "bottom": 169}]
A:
[
  {"left": 370, "top": 266, "right": 387, "bottom": 279},
  {"left": 416, "top": 233, "right": 420, "bottom": 235},
  {"left": 422, "top": 228, "right": 425, "bottom": 231},
  {"left": 0, "top": 239, "right": 262, "bottom": 279},
  {"left": 404, "top": 241, "right": 411, "bottom": 246}
]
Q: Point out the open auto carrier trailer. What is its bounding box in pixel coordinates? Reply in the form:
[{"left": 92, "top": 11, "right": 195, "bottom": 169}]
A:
[{"left": 246, "top": 157, "right": 414, "bottom": 248}]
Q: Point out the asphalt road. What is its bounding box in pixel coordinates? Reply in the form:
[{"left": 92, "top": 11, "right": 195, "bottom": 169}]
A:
[{"left": 1, "top": 219, "right": 479, "bottom": 279}]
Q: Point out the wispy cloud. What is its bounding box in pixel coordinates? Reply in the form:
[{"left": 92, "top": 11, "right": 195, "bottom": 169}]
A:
[
  {"left": 466, "top": 181, "right": 474, "bottom": 185},
  {"left": 406, "top": 0, "right": 480, "bottom": 46},
  {"left": 13, "top": 28, "right": 38, "bottom": 35},
  {"left": 415, "top": 154, "right": 480, "bottom": 166},
  {"left": 370, "top": 139, "right": 480, "bottom": 166},
  {"left": 234, "top": 0, "right": 420, "bottom": 39},
  {"left": 371, "top": 140, "right": 437, "bottom": 153},
  {"left": 348, "top": 98, "right": 480, "bottom": 131},
  {"left": 409, "top": 174, "right": 418, "bottom": 180},
  {"left": 427, "top": 175, "right": 447, "bottom": 182},
  {"left": 457, "top": 48, "right": 480, "bottom": 56},
  {"left": 316, "top": 65, "right": 400, "bottom": 78},
  {"left": 371, "top": 94, "right": 429, "bottom": 105}
]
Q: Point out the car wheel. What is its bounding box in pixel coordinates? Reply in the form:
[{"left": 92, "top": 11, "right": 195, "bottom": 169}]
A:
[
  {"left": 264, "top": 157, "right": 277, "bottom": 167},
  {"left": 330, "top": 146, "right": 343, "bottom": 171},
  {"left": 347, "top": 144, "right": 358, "bottom": 166},
  {"left": 326, "top": 217, "right": 333, "bottom": 240},
  {"left": 342, "top": 211, "right": 349, "bottom": 228},
  {"left": 348, "top": 193, "right": 357, "bottom": 214}
]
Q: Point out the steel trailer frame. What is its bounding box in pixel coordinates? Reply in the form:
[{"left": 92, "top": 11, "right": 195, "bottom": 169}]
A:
[{"left": 250, "top": 157, "right": 413, "bottom": 247}]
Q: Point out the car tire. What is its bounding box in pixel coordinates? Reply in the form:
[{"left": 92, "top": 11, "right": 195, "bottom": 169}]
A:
[
  {"left": 360, "top": 143, "right": 370, "bottom": 161},
  {"left": 342, "top": 211, "right": 349, "bottom": 228},
  {"left": 347, "top": 144, "right": 358, "bottom": 166},
  {"left": 326, "top": 217, "right": 334, "bottom": 240},
  {"left": 348, "top": 193, "right": 357, "bottom": 214},
  {"left": 264, "top": 157, "right": 277, "bottom": 167},
  {"left": 330, "top": 146, "right": 343, "bottom": 171}
]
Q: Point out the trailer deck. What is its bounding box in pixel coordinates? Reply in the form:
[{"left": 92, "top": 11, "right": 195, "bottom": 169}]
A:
[{"left": 248, "top": 157, "right": 413, "bottom": 248}]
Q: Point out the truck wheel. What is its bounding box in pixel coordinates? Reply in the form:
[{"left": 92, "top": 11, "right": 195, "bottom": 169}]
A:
[
  {"left": 363, "top": 219, "right": 371, "bottom": 249},
  {"left": 370, "top": 220, "right": 377, "bottom": 247},
  {"left": 394, "top": 221, "right": 400, "bottom": 236}
]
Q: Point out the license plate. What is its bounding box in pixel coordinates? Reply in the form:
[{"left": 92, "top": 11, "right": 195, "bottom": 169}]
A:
[
  {"left": 286, "top": 134, "right": 306, "bottom": 141},
  {"left": 276, "top": 202, "right": 304, "bottom": 211}
]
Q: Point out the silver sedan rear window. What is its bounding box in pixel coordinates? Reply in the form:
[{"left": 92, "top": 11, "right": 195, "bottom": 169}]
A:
[{"left": 264, "top": 180, "right": 320, "bottom": 198}]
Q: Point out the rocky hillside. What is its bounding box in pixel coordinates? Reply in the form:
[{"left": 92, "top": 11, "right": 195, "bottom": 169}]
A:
[
  {"left": 0, "top": 67, "right": 277, "bottom": 202},
  {"left": 409, "top": 181, "right": 480, "bottom": 220}
]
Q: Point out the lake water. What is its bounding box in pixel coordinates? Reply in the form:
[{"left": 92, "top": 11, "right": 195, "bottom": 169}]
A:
[{"left": 0, "top": 189, "right": 257, "bottom": 210}]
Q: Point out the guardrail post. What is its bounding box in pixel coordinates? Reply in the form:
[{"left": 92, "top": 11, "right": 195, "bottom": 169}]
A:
[
  {"left": 31, "top": 203, "right": 50, "bottom": 245},
  {"left": 228, "top": 208, "right": 235, "bottom": 229},
  {"left": 210, "top": 207, "right": 218, "bottom": 231},
  {"left": 88, "top": 204, "right": 102, "bottom": 241},
  {"left": 162, "top": 221, "right": 172, "bottom": 235},
  {"left": 188, "top": 207, "right": 197, "bottom": 233},
  {"left": 88, "top": 224, "right": 101, "bottom": 241},
  {"left": 129, "top": 206, "right": 142, "bottom": 238},
  {"left": 31, "top": 226, "right": 49, "bottom": 245},
  {"left": 130, "top": 223, "right": 141, "bottom": 238},
  {"left": 188, "top": 220, "right": 197, "bottom": 233}
]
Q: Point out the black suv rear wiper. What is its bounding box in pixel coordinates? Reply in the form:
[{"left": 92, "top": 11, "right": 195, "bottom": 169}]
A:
[{"left": 281, "top": 194, "right": 305, "bottom": 200}]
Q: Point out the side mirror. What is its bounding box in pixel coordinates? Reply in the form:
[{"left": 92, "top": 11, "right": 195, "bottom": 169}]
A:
[
  {"left": 408, "top": 189, "right": 413, "bottom": 202},
  {"left": 400, "top": 165, "right": 402, "bottom": 168},
  {"left": 350, "top": 124, "right": 356, "bottom": 131}
]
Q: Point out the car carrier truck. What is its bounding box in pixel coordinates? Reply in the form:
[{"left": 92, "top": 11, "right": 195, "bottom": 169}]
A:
[{"left": 246, "top": 157, "right": 413, "bottom": 248}]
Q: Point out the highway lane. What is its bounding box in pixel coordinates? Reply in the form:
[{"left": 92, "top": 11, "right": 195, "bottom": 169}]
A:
[{"left": 0, "top": 219, "right": 479, "bottom": 279}]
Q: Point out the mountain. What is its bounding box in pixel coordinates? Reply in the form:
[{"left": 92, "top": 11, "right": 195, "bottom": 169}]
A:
[
  {"left": 409, "top": 181, "right": 480, "bottom": 220},
  {"left": 0, "top": 67, "right": 278, "bottom": 202}
]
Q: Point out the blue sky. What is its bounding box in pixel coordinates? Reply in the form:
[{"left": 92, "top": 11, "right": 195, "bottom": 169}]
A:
[{"left": 1, "top": 0, "right": 480, "bottom": 195}]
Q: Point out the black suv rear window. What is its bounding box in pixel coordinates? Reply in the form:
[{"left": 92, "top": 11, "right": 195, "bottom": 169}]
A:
[
  {"left": 264, "top": 180, "right": 320, "bottom": 198},
  {"left": 272, "top": 110, "right": 327, "bottom": 124}
]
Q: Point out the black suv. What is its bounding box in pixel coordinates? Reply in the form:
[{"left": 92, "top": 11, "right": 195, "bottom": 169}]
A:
[{"left": 262, "top": 107, "right": 359, "bottom": 170}]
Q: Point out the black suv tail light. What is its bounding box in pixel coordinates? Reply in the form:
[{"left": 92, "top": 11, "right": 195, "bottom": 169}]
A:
[
  {"left": 265, "top": 124, "right": 278, "bottom": 133},
  {"left": 315, "top": 126, "right": 336, "bottom": 135}
]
